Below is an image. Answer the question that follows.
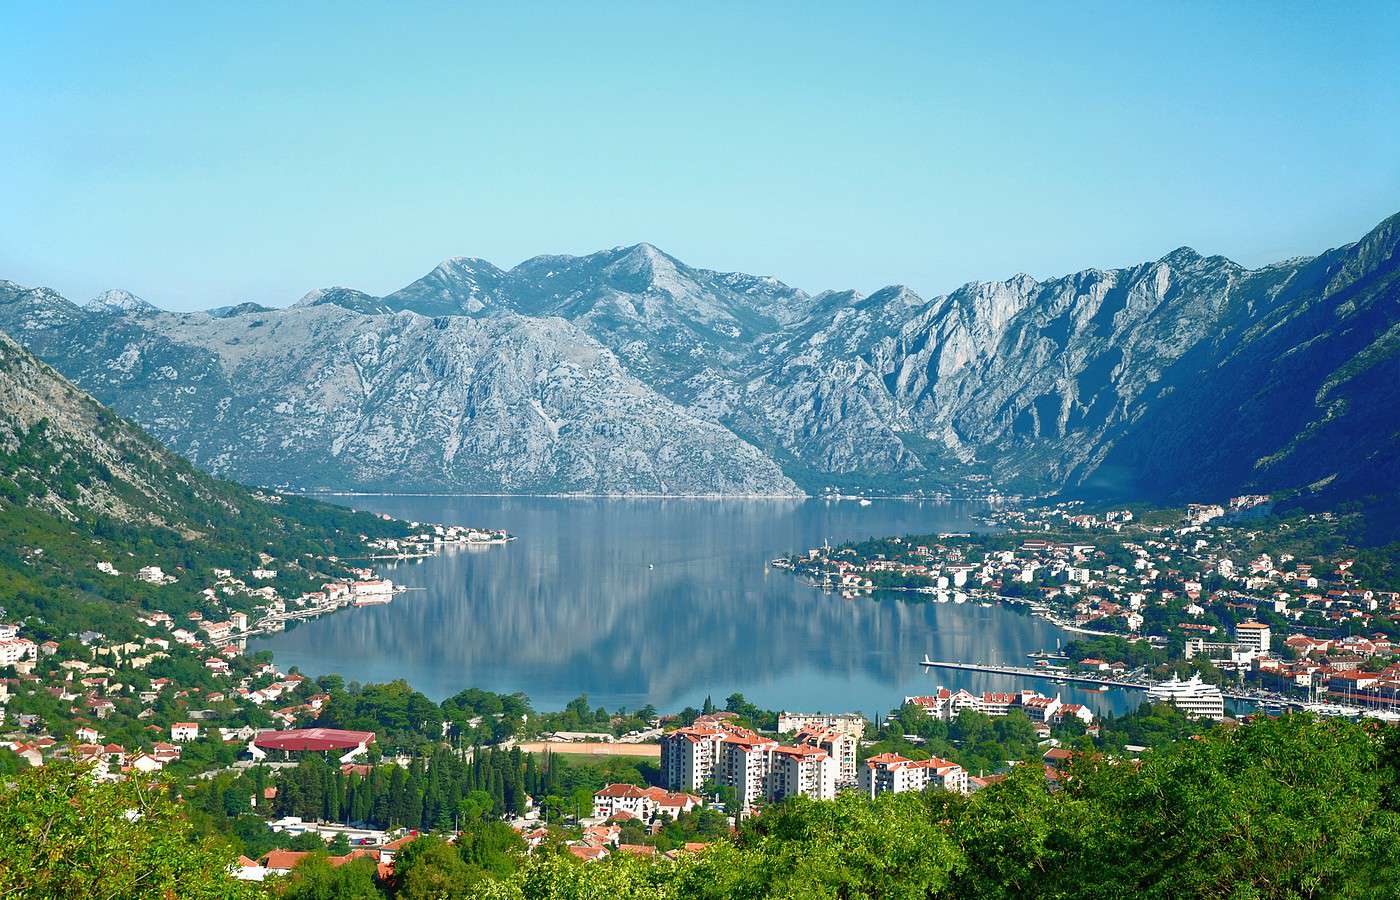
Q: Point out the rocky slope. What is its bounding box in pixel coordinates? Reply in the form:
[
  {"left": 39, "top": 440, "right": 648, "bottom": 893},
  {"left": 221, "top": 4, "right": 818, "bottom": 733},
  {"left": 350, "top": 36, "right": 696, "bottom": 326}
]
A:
[
  {"left": 1, "top": 211, "right": 1396, "bottom": 500},
  {"left": 0, "top": 288, "right": 796, "bottom": 494}
]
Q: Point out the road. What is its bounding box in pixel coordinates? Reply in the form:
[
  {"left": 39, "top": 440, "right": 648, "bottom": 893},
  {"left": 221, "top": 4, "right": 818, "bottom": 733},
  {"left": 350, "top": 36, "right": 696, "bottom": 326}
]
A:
[{"left": 514, "top": 741, "right": 660, "bottom": 758}]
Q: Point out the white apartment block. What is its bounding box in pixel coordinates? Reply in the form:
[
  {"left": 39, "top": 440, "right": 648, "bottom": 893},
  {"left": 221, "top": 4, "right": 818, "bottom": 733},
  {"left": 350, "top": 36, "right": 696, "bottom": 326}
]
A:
[
  {"left": 794, "top": 726, "right": 858, "bottom": 786},
  {"left": 777, "top": 712, "right": 866, "bottom": 737},
  {"left": 768, "top": 745, "right": 836, "bottom": 802},
  {"left": 0, "top": 638, "right": 37, "bottom": 666},
  {"left": 661, "top": 719, "right": 743, "bottom": 791},
  {"left": 860, "top": 752, "right": 969, "bottom": 798},
  {"left": 591, "top": 784, "right": 700, "bottom": 821},
  {"left": 720, "top": 735, "right": 778, "bottom": 810},
  {"left": 1235, "top": 621, "right": 1271, "bottom": 654}
]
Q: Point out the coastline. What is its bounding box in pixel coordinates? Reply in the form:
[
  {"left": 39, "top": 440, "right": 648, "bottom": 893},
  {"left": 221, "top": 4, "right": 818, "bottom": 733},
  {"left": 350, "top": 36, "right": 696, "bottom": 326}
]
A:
[{"left": 291, "top": 489, "right": 1023, "bottom": 502}]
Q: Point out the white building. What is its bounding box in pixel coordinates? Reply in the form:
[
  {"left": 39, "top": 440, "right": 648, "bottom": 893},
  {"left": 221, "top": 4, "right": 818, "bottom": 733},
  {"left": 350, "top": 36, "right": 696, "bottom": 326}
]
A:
[
  {"left": 660, "top": 721, "right": 732, "bottom": 792},
  {"left": 591, "top": 784, "right": 700, "bottom": 822},
  {"left": 0, "top": 638, "right": 37, "bottom": 666},
  {"left": 1146, "top": 674, "right": 1226, "bottom": 720},
  {"left": 171, "top": 722, "right": 200, "bottom": 742},
  {"left": 794, "top": 726, "right": 859, "bottom": 786},
  {"left": 860, "top": 752, "right": 968, "bottom": 798},
  {"left": 768, "top": 745, "right": 836, "bottom": 802},
  {"left": 720, "top": 734, "right": 778, "bottom": 810},
  {"left": 137, "top": 566, "right": 173, "bottom": 584},
  {"left": 1235, "top": 621, "right": 1271, "bottom": 654},
  {"left": 776, "top": 712, "right": 865, "bottom": 738}
]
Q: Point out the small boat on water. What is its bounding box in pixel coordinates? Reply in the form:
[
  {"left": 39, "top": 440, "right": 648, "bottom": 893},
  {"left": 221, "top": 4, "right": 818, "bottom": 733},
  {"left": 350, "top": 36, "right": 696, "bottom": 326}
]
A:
[{"left": 858, "top": 498, "right": 872, "bottom": 506}]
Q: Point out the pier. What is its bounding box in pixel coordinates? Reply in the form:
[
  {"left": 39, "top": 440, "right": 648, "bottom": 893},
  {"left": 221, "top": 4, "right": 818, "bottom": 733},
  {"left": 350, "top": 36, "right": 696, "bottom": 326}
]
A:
[
  {"left": 921, "top": 656, "right": 1151, "bottom": 690},
  {"left": 919, "top": 656, "right": 1307, "bottom": 708}
]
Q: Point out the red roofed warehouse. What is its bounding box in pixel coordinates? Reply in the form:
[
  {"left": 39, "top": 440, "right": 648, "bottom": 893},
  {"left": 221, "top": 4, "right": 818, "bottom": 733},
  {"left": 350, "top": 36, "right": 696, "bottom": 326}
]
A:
[{"left": 249, "top": 727, "right": 375, "bottom": 763}]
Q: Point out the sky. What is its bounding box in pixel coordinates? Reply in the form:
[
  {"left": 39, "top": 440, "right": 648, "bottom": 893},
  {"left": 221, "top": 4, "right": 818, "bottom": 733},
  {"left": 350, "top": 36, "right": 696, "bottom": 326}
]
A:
[{"left": 2, "top": 2, "right": 1399, "bottom": 311}]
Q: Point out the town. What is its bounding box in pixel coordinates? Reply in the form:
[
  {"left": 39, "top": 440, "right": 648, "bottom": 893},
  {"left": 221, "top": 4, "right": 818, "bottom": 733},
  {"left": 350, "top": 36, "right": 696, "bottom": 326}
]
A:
[
  {"left": 777, "top": 499, "right": 1400, "bottom": 721},
  {"left": 4, "top": 500, "right": 1399, "bottom": 890}
]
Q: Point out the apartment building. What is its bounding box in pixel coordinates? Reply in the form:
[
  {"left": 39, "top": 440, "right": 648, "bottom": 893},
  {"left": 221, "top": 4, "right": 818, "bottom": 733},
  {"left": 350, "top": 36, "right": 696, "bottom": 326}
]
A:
[
  {"left": 769, "top": 744, "right": 837, "bottom": 802},
  {"left": 720, "top": 734, "right": 779, "bottom": 810},
  {"left": 860, "top": 752, "right": 969, "bottom": 798},
  {"left": 794, "top": 725, "right": 858, "bottom": 786}
]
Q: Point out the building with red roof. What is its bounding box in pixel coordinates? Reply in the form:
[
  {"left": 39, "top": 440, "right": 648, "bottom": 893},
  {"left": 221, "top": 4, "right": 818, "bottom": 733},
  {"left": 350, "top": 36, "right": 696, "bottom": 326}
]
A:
[{"left": 249, "top": 727, "right": 375, "bottom": 763}]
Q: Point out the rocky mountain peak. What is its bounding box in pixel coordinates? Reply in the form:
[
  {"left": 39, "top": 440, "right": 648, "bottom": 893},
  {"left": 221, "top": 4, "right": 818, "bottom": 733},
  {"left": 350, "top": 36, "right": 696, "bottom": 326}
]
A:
[
  {"left": 1159, "top": 247, "right": 1204, "bottom": 267},
  {"left": 2, "top": 210, "right": 1397, "bottom": 501},
  {"left": 86, "top": 289, "right": 158, "bottom": 314}
]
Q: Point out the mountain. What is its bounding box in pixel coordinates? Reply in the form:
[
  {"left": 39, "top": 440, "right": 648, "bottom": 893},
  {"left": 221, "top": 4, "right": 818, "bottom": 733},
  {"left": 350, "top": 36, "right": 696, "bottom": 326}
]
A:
[
  {"left": 0, "top": 287, "right": 797, "bottom": 495},
  {"left": 85, "top": 289, "right": 158, "bottom": 315},
  {"left": 1, "top": 212, "right": 1397, "bottom": 502},
  {"left": 0, "top": 331, "right": 409, "bottom": 640}
]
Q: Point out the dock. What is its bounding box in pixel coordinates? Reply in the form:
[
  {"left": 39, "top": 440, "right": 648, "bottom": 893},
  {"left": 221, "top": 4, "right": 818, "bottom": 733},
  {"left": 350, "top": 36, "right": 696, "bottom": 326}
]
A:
[
  {"left": 921, "top": 656, "right": 1151, "bottom": 690},
  {"left": 919, "top": 656, "right": 1306, "bottom": 708}
]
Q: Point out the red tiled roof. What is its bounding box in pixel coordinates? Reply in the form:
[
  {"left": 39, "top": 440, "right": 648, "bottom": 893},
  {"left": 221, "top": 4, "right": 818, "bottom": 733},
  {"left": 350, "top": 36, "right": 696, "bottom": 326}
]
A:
[
  {"left": 261, "top": 850, "right": 311, "bottom": 871},
  {"left": 383, "top": 831, "right": 420, "bottom": 852},
  {"left": 254, "top": 727, "right": 375, "bottom": 752}
]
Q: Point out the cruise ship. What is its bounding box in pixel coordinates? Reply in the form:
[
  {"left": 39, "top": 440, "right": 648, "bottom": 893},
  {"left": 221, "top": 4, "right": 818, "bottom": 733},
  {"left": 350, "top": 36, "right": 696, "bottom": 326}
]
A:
[{"left": 1146, "top": 674, "right": 1226, "bottom": 721}]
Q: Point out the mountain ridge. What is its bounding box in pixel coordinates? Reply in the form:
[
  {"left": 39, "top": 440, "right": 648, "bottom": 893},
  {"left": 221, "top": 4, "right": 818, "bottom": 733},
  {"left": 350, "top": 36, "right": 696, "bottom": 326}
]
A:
[{"left": 1, "top": 211, "right": 1396, "bottom": 502}]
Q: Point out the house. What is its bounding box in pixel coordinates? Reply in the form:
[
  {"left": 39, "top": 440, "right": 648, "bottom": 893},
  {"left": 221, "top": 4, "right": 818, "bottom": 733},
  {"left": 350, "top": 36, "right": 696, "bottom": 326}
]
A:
[
  {"left": 232, "top": 856, "right": 268, "bottom": 882},
  {"left": 259, "top": 850, "right": 311, "bottom": 876},
  {"left": 171, "top": 722, "right": 200, "bottom": 742}
]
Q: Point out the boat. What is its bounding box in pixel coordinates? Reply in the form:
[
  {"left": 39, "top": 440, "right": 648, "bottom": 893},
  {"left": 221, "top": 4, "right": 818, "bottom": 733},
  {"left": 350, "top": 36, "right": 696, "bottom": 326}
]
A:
[{"left": 858, "top": 498, "right": 872, "bottom": 506}]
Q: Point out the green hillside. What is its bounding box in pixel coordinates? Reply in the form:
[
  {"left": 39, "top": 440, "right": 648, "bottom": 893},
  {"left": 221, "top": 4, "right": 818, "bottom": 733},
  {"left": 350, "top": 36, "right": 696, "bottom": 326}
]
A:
[{"left": 0, "top": 331, "right": 408, "bottom": 642}]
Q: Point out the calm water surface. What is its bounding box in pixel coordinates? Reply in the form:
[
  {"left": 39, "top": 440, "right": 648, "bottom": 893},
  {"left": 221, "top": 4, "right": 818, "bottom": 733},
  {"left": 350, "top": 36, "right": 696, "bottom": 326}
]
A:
[{"left": 252, "top": 497, "right": 1140, "bottom": 718}]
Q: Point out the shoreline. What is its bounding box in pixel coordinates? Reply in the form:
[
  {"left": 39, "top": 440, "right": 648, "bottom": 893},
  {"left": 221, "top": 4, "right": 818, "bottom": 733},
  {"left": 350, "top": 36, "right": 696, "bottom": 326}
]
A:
[{"left": 292, "top": 490, "right": 1024, "bottom": 502}]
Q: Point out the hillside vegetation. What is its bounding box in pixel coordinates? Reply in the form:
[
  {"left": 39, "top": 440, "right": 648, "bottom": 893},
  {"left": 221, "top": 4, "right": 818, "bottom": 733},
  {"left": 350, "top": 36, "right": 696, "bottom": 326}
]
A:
[
  {"left": 4, "top": 714, "right": 1397, "bottom": 898},
  {"left": 0, "top": 332, "right": 407, "bottom": 641}
]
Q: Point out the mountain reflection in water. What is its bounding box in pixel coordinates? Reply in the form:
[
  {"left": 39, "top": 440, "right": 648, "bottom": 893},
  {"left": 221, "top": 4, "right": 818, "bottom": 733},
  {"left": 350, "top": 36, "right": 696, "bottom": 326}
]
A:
[{"left": 252, "top": 497, "right": 1138, "bottom": 717}]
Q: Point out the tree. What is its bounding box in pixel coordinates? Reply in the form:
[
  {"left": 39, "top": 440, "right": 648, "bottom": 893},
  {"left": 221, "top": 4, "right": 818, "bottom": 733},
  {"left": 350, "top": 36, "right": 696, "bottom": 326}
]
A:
[
  {"left": 0, "top": 761, "right": 255, "bottom": 898},
  {"left": 394, "top": 835, "right": 475, "bottom": 899},
  {"left": 278, "top": 855, "right": 380, "bottom": 900}
]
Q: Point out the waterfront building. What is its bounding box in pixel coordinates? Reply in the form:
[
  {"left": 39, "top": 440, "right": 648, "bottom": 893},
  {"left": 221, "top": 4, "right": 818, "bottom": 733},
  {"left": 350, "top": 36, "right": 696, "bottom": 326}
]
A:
[
  {"left": 907, "top": 687, "right": 1056, "bottom": 722},
  {"left": 1146, "top": 674, "right": 1225, "bottom": 720},
  {"left": 1235, "top": 621, "right": 1271, "bottom": 654}
]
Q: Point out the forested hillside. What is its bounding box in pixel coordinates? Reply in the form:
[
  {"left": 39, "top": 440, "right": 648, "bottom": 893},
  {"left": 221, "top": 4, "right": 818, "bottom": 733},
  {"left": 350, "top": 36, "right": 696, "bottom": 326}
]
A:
[{"left": 0, "top": 331, "right": 408, "bottom": 641}]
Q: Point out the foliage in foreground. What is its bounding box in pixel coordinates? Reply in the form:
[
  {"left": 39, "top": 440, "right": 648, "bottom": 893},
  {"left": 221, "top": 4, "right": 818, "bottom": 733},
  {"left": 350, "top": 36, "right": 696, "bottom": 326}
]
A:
[
  {"left": 0, "top": 761, "right": 256, "bottom": 899},
  {"left": 6, "top": 715, "right": 1400, "bottom": 898},
  {"left": 482, "top": 715, "right": 1400, "bottom": 900}
]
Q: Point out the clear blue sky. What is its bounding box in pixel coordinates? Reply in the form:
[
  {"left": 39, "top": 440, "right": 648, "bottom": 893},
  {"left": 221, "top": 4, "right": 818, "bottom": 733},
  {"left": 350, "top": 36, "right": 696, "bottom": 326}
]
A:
[{"left": 3, "top": 2, "right": 1398, "bottom": 310}]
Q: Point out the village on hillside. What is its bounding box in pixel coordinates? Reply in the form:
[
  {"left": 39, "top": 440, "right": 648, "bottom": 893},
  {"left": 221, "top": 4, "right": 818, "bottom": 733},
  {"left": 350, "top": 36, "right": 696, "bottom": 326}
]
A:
[
  {"left": 776, "top": 499, "right": 1400, "bottom": 720},
  {"left": 5, "top": 500, "right": 1399, "bottom": 884}
]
